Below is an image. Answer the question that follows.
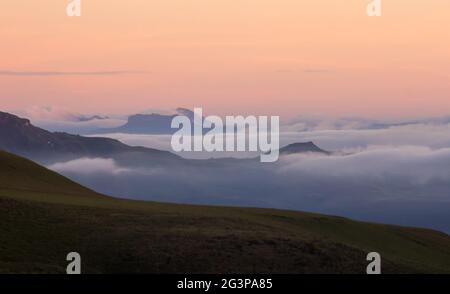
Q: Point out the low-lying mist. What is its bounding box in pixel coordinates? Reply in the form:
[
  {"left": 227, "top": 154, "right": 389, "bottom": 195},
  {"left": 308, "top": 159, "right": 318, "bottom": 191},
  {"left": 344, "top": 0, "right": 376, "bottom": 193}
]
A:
[{"left": 48, "top": 145, "right": 450, "bottom": 233}]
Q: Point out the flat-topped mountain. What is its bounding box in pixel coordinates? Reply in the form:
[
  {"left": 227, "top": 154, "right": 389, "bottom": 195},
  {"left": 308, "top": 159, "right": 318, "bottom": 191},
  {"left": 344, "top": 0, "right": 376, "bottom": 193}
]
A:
[{"left": 94, "top": 108, "right": 196, "bottom": 135}]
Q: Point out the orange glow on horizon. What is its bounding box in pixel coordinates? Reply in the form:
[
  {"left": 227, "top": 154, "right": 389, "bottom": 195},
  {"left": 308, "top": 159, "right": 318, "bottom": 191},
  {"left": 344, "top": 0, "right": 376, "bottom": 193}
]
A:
[{"left": 0, "top": 0, "right": 449, "bottom": 118}]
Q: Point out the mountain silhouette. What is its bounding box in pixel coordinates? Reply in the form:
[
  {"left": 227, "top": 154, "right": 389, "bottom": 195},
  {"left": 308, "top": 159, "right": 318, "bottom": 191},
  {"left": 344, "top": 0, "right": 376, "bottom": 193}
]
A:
[
  {"left": 279, "top": 142, "right": 330, "bottom": 155},
  {"left": 94, "top": 108, "right": 196, "bottom": 134},
  {"left": 0, "top": 111, "right": 181, "bottom": 164},
  {"left": 0, "top": 110, "right": 330, "bottom": 167}
]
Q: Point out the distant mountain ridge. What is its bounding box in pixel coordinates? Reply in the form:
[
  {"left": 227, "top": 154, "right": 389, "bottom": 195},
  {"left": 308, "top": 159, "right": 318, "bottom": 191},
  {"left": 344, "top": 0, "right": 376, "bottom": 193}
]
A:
[
  {"left": 0, "top": 111, "right": 330, "bottom": 165},
  {"left": 0, "top": 111, "right": 180, "bottom": 164}
]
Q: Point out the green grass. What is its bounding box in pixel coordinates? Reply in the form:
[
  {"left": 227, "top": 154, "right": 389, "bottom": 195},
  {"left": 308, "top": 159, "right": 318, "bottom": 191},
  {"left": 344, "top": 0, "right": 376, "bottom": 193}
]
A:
[{"left": 0, "top": 150, "right": 449, "bottom": 273}]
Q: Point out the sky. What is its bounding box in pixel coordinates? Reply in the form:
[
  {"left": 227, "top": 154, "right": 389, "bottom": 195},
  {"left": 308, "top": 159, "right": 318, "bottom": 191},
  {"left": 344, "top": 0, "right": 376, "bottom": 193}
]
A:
[{"left": 1, "top": 0, "right": 449, "bottom": 118}]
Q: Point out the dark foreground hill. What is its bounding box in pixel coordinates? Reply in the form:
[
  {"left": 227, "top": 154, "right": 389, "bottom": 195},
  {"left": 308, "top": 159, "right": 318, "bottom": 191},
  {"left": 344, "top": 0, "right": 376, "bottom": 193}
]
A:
[{"left": 0, "top": 150, "right": 449, "bottom": 274}]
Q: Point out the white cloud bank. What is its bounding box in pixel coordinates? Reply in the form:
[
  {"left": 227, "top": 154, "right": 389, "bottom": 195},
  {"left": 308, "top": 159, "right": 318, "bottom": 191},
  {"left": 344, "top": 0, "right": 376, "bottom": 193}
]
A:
[
  {"left": 283, "top": 123, "right": 450, "bottom": 151},
  {"left": 277, "top": 146, "right": 450, "bottom": 185},
  {"left": 48, "top": 158, "right": 130, "bottom": 175}
]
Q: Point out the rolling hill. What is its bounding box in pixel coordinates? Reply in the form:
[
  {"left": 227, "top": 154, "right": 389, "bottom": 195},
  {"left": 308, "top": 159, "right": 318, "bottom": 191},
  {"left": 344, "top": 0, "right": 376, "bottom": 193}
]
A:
[{"left": 0, "top": 150, "right": 449, "bottom": 274}]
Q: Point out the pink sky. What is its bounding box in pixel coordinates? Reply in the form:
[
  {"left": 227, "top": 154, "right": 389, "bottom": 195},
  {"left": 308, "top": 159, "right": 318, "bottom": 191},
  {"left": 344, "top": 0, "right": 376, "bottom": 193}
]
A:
[{"left": 1, "top": 0, "right": 449, "bottom": 118}]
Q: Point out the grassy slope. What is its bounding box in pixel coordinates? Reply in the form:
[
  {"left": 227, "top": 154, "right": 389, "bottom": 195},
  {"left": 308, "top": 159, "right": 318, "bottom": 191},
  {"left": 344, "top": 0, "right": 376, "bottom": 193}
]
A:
[{"left": 0, "top": 150, "right": 449, "bottom": 274}]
